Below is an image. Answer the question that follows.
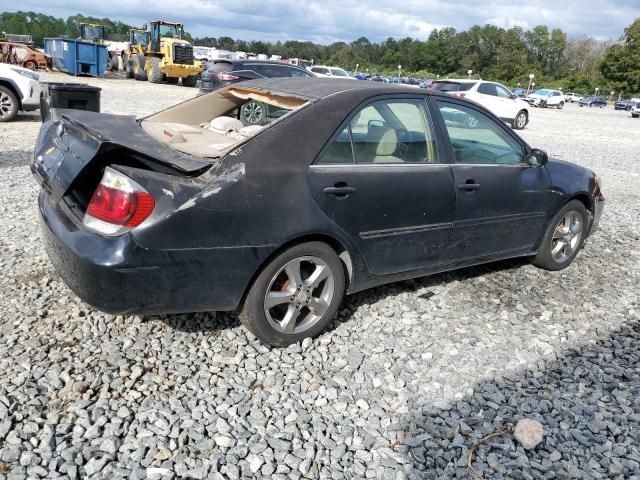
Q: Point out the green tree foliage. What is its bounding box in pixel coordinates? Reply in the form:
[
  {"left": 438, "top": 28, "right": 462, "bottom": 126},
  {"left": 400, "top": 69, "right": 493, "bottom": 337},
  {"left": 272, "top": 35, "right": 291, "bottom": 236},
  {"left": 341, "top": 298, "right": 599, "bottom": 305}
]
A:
[{"left": 601, "top": 18, "right": 640, "bottom": 94}]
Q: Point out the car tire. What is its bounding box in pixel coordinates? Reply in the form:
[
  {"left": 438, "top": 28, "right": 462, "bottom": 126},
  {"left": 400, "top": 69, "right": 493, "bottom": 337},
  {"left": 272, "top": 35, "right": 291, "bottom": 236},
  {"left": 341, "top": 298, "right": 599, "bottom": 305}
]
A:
[
  {"left": 147, "top": 57, "right": 163, "bottom": 84},
  {"left": 0, "top": 85, "right": 19, "bottom": 122},
  {"left": 512, "top": 110, "right": 528, "bottom": 130},
  {"left": 23, "top": 60, "right": 38, "bottom": 71},
  {"left": 241, "top": 100, "right": 268, "bottom": 126},
  {"left": 541, "top": 100, "right": 547, "bottom": 108},
  {"left": 632, "top": 114, "right": 639, "bottom": 118},
  {"left": 557, "top": 102, "right": 564, "bottom": 110},
  {"left": 132, "top": 54, "right": 147, "bottom": 81},
  {"left": 182, "top": 75, "right": 198, "bottom": 88},
  {"left": 532, "top": 200, "right": 589, "bottom": 271},
  {"left": 239, "top": 242, "right": 346, "bottom": 346},
  {"left": 124, "top": 54, "right": 134, "bottom": 79}
]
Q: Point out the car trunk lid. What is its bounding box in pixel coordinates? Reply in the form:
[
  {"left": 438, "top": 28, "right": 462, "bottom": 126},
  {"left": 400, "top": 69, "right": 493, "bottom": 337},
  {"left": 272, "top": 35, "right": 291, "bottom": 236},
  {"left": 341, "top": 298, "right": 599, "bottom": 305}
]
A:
[{"left": 32, "top": 109, "right": 212, "bottom": 203}]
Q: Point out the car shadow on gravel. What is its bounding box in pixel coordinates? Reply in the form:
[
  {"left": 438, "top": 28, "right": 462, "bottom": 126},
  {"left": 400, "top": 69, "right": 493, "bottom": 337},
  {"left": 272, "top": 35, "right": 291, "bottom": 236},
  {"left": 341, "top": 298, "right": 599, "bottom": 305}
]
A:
[
  {"left": 0, "top": 150, "right": 34, "bottom": 169},
  {"left": 333, "top": 257, "right": 531, "bottom": 324},
  {"left": 153, "top": 311, "right": 240, "bottom": 336},
  {"left": 397, "top": 319, "right": 640, "bottom": 479},
  {"left": 152, "top": 258, "right": 531, "bottom": 337}
]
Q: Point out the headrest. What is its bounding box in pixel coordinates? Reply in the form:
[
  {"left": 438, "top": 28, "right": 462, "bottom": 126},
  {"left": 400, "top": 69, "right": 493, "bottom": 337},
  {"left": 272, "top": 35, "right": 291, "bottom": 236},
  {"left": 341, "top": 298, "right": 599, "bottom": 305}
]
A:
[
  {"left": 209, "top": 116, "right": 244, "bottom": 134},
  {"left": 368, "top": 125, "right": 398, "bottom": 156}
]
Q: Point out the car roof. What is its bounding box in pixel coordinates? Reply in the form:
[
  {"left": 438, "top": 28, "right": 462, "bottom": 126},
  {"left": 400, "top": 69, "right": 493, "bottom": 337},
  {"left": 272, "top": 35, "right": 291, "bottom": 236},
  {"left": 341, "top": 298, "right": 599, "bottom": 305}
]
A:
[
  {"left": 233, "top": 77, "right": 432, "bottom": 100},
  {"left": 215, "top": 59, "right": 297, "bottom": 65},
  {"left": 434, "top": 79, "right": 480, "bottom": 83}
]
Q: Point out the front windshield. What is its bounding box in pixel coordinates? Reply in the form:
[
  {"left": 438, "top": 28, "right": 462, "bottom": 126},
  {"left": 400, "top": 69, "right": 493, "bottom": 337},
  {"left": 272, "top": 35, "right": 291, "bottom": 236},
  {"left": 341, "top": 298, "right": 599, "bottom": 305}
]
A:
[
  {"left": 133, "top": 31, "right": 148, "bottom": 45},
  {"left": 534, "top": 89, "right": 551, "bottom": 96},
  {"left": 330, "top": 68, "right": 349, "bottom": 77},
  {"left": 159, "top": 24, "right": 183, "bottom": 38},
  {"left": 83, "top": 26, "right": 104, "bottom": 41}
]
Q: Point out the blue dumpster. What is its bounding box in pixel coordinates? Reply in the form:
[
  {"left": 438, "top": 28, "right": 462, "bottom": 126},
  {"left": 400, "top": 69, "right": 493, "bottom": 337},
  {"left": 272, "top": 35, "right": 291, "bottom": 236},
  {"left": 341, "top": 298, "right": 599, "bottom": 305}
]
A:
[{"left": 44, "top": 38, "right": 108, "bottom": 77}]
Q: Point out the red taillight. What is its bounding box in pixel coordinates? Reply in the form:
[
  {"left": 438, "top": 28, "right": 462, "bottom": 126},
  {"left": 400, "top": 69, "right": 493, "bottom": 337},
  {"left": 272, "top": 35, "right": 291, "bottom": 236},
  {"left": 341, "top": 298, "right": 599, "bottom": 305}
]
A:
[
  {"left": 217, "top": 72, "right": 239, "bottom": 81},
  {"left": 86, "top": 185, "right": 154, "bottom": 227},
  {"left": 83, "top": 167, "right": 155, "bottom": 236}
]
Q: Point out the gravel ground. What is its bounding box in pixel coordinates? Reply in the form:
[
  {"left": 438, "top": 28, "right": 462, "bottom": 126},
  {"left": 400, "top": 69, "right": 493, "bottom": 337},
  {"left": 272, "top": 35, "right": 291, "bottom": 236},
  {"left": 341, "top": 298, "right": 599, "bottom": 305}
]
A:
[{"left": 0, "top": 73, "right": 639, "bottom": 479}]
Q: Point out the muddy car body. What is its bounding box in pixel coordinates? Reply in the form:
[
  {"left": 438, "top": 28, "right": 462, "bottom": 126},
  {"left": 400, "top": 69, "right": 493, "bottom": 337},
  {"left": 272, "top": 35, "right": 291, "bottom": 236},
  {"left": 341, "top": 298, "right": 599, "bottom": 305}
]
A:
[{"left": 32, "top": 78, "right": 605, "bottom": 345}]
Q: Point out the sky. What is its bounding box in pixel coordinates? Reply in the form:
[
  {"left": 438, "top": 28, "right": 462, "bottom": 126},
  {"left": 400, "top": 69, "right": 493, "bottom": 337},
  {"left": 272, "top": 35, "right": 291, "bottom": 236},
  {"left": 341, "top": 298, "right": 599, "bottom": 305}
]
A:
[{"left": 3, "top": 0, "right": 639, "bottom": 43}]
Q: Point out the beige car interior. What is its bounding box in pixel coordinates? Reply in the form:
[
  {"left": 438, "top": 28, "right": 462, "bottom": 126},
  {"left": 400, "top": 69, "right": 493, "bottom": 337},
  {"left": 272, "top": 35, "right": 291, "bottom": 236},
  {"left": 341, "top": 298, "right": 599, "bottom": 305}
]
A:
[{"left": 141, "top": 87, "right": 308, "bottom": 158}]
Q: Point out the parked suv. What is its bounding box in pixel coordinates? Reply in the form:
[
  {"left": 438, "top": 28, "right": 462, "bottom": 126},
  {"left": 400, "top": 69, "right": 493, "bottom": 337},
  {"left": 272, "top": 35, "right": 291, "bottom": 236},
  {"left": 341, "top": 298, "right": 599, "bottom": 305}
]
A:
[
  {"left": 579, "top": 96, "right": 607, "bottom": 108},
  {"left": 307, "top": 65, "right": 354, "bottom": 79},
  {"left": 525, "top": 89, "right": 565, "bottom": 108},
  {"left": 564, "top": 92, "right": 582, "bottom": 103},
  {"left": 203, "top": 59, "right": 315, "bottom": 90},
  {"left": 0, "top": 63, "right": 42, "bottom": 122},
  {"left": 430, "top": 79, "right": 530, "bottom": 129}
]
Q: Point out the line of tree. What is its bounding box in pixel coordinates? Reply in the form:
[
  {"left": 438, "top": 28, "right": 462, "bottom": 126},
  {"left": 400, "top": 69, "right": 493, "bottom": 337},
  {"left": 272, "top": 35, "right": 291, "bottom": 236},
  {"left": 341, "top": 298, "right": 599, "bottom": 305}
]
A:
[{"left": 1, "top": 11, "right": 638, "bottom": 95}]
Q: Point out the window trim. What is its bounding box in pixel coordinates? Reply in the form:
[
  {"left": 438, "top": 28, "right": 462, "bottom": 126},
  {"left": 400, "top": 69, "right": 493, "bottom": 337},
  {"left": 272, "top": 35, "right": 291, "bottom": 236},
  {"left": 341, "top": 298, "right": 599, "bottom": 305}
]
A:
[
  {"left": 313, "top": 94, "right": 446, "bottom": 167},
  {"left": 427, "top": 96, "right": 532, "bottom": 167}
]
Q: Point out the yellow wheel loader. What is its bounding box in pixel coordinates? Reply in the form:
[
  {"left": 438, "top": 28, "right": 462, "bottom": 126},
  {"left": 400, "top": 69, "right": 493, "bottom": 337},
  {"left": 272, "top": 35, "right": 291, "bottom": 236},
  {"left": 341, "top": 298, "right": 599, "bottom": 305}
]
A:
[
  {"left": 124, "top": 28, "right": 150, "bottom": 80},
  {"left": 137, "top": 21, "right": 202, "bottom": 87}
]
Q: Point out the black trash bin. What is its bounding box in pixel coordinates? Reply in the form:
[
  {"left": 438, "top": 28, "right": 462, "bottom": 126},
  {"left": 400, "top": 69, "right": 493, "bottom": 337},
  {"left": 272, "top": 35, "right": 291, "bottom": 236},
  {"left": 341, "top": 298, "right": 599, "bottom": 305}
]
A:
[{"left": 40, "top": 83, "right": 102, "bottom": 122}]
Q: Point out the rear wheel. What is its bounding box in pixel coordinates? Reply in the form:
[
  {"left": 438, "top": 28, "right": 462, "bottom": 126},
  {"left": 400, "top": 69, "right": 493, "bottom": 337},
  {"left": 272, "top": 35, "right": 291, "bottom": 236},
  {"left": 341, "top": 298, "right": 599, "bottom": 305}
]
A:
[
  {"left": 512, "top": 110, "right": 528, "bottom": 129},
  {"left": 132, "top": 54, "right": 147, "bottom": 81},
  {"left": 532, "top": 200, "right": 589, "bottom": 271},
  {"left": 240, "top": 242, "right": 345, "bottom": 346},
  {"left": 182, "top": 75, "right": 198, "bottom": 88},
  {"left": 0, "top": 86, "right": 18, "bottom": 122},
  {"left": 23, "top": 60, "right": 38, "bottom": 71},
  {"left": 147, "top": 57, "right": 163, "bottom": 83}
]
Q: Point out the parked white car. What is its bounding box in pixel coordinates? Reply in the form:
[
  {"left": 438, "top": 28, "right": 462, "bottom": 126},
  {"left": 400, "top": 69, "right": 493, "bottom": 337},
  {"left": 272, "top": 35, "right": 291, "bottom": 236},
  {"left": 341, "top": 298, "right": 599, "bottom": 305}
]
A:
[
  {"left": 526, "top": 89, "right": 565, "bottom": 109},
  {"left": 431, "top": 79, "right": 530, "bottom": 129},
  {"left": 0, "top": 63, "right": 42, "bottom": 122},
  {"left": 307, "top": 65, "right": 355, "bottom": 79},
  {"left": 564, "top": 92, "right": 583, "bottom": 103}
]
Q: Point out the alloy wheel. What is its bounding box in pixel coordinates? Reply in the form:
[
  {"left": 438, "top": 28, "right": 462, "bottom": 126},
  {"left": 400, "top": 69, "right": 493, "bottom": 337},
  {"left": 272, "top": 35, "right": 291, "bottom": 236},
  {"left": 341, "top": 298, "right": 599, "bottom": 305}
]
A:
[
  {"left": 516, "top": 113, "right": 527, "bottom": 128},
  {"left": 263, "top": 256, "right": 335, "bottom": 334},
  {"left": 0, "top": 92, "right": 14, "bottom": 118},
  {"left": 551, "top": 211, "right": 583, "bottom": 263},
  {"left": 243, "top": 102, "right": 264, "bottom": 125}
]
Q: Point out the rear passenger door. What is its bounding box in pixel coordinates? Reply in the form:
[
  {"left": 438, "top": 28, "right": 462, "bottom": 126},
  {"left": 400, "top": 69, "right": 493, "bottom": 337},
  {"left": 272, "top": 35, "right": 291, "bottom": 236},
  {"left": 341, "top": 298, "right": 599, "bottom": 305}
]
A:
[{"left": 308, "top": 97, "right": 455, "bottom": 276}]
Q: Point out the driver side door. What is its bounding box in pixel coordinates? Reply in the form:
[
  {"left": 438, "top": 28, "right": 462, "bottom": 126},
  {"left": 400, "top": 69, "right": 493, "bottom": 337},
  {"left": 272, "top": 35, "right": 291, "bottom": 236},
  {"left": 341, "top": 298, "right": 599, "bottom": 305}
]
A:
[{"left": 432, "top": 98, "right": 552, "bottom": 261}]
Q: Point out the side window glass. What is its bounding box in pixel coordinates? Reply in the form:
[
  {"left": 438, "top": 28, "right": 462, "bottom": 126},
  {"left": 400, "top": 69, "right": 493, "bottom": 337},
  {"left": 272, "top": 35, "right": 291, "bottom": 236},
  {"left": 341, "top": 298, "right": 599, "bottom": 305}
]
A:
[
  {"left": 478, "top": 83, "right": 496, "bottom": 96},
  {"left": 350, "top": 99, "right": 439, "bottom": 164},
  {"left": 317, "top": 126, "right": 354, "bottom": 164},
  {"left": 495, "top": 85, "right": 512, "bottom": 98},
  {"left": 290, "top": 68, "right": 311, "bottom": 77},
  {"left": 436, "top": 101, "right": 525, "bottom": 165}
]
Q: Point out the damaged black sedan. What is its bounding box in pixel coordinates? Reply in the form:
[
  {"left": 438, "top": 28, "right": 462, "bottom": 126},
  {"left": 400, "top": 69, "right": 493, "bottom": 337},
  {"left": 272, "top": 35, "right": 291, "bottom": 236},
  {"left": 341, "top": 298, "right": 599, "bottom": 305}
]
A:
[{"left": 32, "top": 78, "right": 605, "bottom": 346}]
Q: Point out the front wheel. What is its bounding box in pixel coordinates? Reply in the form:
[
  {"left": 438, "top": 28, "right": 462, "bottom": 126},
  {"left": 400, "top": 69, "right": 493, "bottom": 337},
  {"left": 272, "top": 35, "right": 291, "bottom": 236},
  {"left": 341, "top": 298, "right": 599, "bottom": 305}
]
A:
[
  {"left": 132, "top": 54, "right": 147, "bottom": 81},
  {"left": 512, "top": 110, "right": 528, "bottom": 130},
  {"left": 557, "top": 102, "right": 564, "bottom": 110},
  {"left": 532, "top": 200, "right": 589, "bottom": 271},
  {"left": 147, "top": 57, "right": 163, "bottom": 83},
  {"left": 240, "top": 242, "right": 346, "bottom": 346},
  {"left": 0, "top": 86, "right": 19, "bottom": 122}
]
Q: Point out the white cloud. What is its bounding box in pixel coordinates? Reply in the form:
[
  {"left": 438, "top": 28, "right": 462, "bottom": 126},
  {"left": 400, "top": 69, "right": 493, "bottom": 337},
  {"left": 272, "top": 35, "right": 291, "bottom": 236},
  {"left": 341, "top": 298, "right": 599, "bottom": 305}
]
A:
[{"left": 9, "top": 0, "right": 637, "bottom": 42}]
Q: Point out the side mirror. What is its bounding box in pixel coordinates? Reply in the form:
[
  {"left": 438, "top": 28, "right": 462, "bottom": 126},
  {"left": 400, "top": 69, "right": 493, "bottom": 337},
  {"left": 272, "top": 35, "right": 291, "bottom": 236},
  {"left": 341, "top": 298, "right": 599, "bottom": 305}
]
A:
[
  {"left": 511, "top": 94, "right": 517, "bottom": 99},
  {"left": 527, "top": 148, "right": 548, "bottom": 167}
]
